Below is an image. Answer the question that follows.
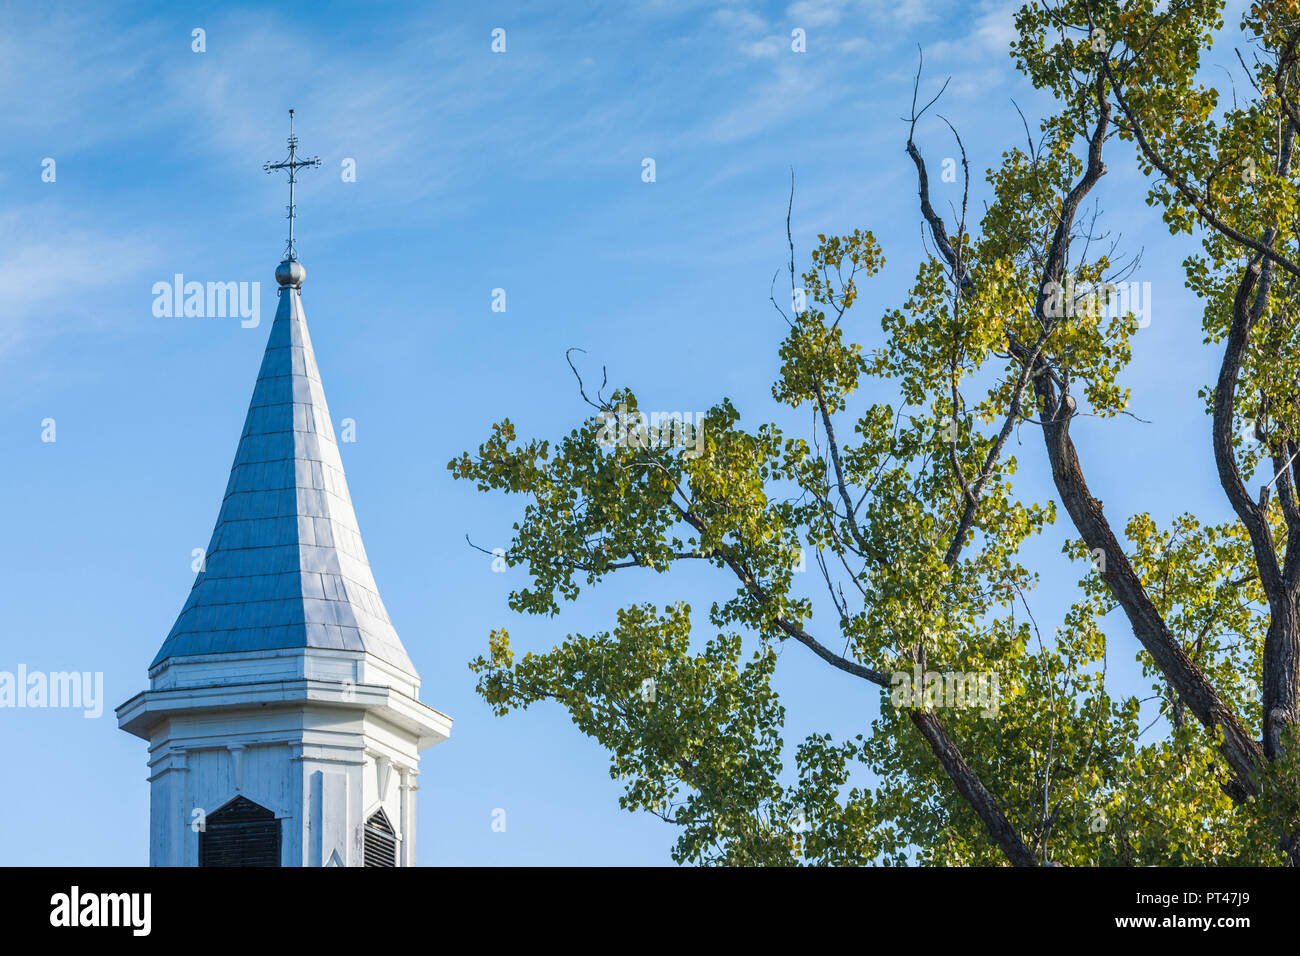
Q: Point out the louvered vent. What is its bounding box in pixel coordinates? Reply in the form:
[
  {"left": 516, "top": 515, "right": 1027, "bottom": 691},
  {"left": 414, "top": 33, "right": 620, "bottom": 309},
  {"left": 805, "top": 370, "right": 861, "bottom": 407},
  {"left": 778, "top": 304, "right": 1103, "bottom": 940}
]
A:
[
  {"left": 363, "top": 808, "right": 398, "bottom": 867},
  {"left": 199, "top": 796, "right": 281, "bottom": 867}
]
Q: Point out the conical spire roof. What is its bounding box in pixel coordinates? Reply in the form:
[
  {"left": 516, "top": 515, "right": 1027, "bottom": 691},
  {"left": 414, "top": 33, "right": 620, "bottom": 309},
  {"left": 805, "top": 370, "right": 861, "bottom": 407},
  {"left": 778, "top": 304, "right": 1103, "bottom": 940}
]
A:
[{"left": 153, "top": 265, "right": 415, "bottom": 674}]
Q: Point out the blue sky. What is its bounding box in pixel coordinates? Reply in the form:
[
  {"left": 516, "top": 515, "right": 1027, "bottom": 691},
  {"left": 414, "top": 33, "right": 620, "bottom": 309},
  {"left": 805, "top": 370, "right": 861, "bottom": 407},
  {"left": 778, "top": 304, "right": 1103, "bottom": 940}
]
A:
[{"left": 0, "top": 0, "right": 1258, "bottom": 865}]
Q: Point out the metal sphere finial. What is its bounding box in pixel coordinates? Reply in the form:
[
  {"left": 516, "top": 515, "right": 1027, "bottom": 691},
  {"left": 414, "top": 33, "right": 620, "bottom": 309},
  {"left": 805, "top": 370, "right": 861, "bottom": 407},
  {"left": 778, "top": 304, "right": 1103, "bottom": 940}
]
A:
[{"left": 276, "top": 258, "right": 306, "bottom": 288}]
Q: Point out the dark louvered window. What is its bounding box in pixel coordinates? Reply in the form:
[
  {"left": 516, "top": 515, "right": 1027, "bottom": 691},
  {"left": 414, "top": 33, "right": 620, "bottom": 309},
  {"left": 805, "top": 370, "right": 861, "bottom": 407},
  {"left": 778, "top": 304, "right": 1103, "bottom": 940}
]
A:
[
  {"left": 363, "top": 809, "right": 398, "bottom": 867},
  {"left": 199, "top": 796, "right": 281, "bottom": 867}
]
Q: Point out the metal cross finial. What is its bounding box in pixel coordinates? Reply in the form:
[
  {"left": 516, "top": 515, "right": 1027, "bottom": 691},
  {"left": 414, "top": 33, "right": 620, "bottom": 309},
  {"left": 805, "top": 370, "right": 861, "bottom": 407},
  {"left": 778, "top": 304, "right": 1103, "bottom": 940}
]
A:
[{"left": 262, "top": 108, "right": 322, "bottom": 262}]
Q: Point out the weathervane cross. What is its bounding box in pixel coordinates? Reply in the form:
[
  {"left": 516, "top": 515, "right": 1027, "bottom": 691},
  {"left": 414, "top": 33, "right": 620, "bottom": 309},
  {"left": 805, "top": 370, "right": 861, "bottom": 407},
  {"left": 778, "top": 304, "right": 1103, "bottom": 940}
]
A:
[{"left": 262, "top": 109, "right": 322, "bottom": 262}]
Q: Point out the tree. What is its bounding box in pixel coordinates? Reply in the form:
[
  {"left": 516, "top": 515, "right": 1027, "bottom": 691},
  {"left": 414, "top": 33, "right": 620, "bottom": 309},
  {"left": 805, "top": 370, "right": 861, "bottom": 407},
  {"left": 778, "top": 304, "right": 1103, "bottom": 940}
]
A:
[{"left": 451, "top": 0, "right": 1300, "bottom": 865}]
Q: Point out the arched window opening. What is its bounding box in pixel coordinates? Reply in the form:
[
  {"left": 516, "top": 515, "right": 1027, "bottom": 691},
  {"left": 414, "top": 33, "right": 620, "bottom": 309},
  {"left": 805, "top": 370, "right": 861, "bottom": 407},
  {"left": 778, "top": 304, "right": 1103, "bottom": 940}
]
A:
[
  {"left": 363, "top": 808, "right": 398, "bottom": 867},
  {"left": 199, "top": 796, "right": 281, "bottom": 867}
]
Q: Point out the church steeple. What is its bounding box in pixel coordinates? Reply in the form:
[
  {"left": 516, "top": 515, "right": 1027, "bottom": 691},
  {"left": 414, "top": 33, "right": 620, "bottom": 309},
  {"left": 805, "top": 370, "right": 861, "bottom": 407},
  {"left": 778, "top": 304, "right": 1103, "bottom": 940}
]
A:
[
  {"left": 151, "top": 253, "right": 415, "bottom": 675},
  {"left": 118, "top": 113, "right": 450, "bottom": 868},
  {"left": 152, "top": 110, "right": 412, "bottom": 676}
]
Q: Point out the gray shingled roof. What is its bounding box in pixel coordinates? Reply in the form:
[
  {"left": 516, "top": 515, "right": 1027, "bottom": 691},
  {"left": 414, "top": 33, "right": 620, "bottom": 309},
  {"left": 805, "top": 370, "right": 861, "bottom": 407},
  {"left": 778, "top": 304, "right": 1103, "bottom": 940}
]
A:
[{"left": 152, "top": 278, "right": 415, "bottom": 674}]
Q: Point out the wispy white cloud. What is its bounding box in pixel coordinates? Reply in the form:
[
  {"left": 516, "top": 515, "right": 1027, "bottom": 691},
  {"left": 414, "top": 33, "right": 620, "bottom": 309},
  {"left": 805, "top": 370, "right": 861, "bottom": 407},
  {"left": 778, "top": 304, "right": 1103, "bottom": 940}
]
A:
[
  {"left": 714, "top": 6, "right": 770, "bottom": 33},
  {"left": 788, "top": 0, "right": 937, "bottom": 29},
  {"left": 0, "top": 207, "right": 157, "bottom": 354},
  {"left": 0, "top": 0, "right": 1025, "bottom": 363},
  {"left": 787, "top": 0, "right": 853, "bottom": 28},
  {"left": 920, "top": 0, "right": 1021, "bottom": 95},
  {"left": 0, "top": 6, "right": 169, "bottom": 148},
  {"left": 864, "top": 0, "right": 938, "bottom": 29}
]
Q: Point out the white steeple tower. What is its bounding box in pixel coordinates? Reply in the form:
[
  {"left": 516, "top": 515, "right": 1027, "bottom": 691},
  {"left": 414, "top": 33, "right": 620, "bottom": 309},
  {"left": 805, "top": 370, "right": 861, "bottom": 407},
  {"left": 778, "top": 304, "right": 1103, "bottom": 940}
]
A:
[{"left": 117, "top": 113, "right": 450, "bottom": 867}]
